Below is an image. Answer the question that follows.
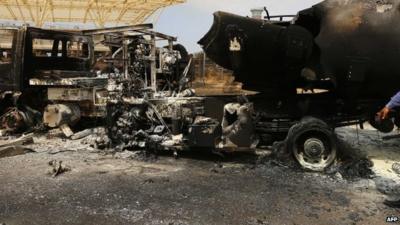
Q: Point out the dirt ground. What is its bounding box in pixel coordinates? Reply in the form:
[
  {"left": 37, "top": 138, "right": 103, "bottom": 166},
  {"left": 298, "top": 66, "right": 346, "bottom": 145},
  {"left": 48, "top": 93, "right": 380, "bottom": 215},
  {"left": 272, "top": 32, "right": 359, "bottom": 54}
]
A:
[{"left": 0, "top": 126, "right": 400, "bottom": 225}]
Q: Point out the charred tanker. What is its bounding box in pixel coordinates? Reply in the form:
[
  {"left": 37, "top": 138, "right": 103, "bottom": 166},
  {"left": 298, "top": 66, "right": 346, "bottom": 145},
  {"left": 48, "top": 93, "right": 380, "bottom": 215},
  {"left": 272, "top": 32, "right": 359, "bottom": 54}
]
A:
[{"left": 199, "top": 0, "right": 400, "bottom": 171}]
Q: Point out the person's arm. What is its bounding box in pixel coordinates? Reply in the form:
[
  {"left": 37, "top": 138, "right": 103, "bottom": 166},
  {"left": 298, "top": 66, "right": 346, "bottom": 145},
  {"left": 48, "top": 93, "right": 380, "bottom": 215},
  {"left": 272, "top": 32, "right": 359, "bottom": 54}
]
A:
[
  {"left": 378, "top": 91, "right": 400, "bottom": 120},
  {"left": 387, "top": 91, "right": 400, "bottom": 109}
]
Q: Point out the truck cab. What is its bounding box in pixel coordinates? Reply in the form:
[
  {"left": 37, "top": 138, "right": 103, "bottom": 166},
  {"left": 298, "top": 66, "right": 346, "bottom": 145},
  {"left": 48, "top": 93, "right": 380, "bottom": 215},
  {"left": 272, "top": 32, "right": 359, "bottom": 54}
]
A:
[
  {"left": 0, "top": 26, "right": 94, "bottom": 92},
  {"left": 0, "top": 26, "right": 100, "bottom": 131}
]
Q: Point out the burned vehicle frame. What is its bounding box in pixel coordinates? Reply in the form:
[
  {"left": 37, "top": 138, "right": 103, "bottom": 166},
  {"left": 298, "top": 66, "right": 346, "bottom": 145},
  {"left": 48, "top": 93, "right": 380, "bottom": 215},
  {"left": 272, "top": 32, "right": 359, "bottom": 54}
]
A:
[
  {"left": 0, "top": 24, "right": 194, "bottom": 127},
  {"left": 0, "top": 26, "right": 95, "bottom": 132},
  {"left": 198, "top": 1, "right": 400, "bottom": 171},
  {"left": 88, "top": 26, "right": 242, "bottom": 153},
  {"left": 3, "top": 4, "right": 384, "bottom": 172},
  {"left": 0, "top": 23, "right": 343, "bottom": 172},
  {"left": 0, "top": 24, "right": 236, "bottom": 158}
]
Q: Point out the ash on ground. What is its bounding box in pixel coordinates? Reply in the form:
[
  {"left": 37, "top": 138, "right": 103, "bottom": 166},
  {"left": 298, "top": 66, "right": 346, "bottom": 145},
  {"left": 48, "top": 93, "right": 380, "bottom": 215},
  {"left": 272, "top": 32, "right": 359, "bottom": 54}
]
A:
[
  {"left": 257, "top": 134, "right": 374, "bottom": 181},
  {"left": 0, "top": 125, "right": 399, "bottom": 224}
]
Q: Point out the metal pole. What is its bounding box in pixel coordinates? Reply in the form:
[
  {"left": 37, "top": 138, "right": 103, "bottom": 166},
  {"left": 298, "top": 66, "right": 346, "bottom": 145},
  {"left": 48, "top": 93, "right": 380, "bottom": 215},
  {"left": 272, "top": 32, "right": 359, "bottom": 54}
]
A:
[
  {"left": 150, "top": 35, "right": 157, "bottom": 93},
  {"left": 123, "top": 38, "right": 129, "bottom": 80}
]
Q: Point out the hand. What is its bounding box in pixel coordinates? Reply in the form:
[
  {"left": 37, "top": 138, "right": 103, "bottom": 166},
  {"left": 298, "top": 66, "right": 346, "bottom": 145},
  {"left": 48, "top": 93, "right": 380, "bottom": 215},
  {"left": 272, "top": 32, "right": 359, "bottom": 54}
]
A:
[{"left": 377, "top": 107, "right": 391, "bottom": 120}]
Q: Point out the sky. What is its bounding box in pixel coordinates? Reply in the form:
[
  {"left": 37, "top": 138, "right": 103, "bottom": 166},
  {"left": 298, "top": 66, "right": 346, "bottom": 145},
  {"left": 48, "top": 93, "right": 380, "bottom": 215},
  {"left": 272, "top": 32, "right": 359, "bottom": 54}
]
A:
[{"left": 155, "top": 0, "right": 323, "bottom": 53}]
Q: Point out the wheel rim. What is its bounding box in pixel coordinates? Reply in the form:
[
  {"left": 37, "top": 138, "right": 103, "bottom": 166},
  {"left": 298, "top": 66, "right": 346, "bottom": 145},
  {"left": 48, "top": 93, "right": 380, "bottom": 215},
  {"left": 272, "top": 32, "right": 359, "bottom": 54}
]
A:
[
  {"left": 293, "top": 130, "right": 336, "bottom": 171},
  {"left": 304, "top": 138, "right": 325, "bottom": 158}
]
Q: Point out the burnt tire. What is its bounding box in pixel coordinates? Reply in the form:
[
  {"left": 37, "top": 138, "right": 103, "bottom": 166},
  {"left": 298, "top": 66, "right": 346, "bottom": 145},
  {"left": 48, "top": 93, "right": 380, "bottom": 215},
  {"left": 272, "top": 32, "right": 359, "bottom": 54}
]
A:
[{"left": 286, "top": 117, "right": 337, "bottom": 172}]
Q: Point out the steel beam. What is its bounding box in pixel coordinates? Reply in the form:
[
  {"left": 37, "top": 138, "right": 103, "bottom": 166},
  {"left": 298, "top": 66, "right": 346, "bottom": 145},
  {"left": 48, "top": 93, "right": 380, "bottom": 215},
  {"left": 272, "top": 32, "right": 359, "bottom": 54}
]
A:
[{"left": 82, "top": 24, "right": 153, "bottom": 35}]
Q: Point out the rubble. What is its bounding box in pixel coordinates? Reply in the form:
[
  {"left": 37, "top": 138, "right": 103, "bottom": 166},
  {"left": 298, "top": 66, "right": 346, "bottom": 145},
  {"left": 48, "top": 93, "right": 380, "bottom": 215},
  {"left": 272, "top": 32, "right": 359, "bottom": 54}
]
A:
[
  {"left": 107, "top": 103, "right": 170, "bottom": 151},
  {"left": 71, "top": 127, "right": 104, "bottom": 140},
  {"left": 335, "top": 159, "right": 374, "bottom": 180},
  {"left": 375, "top": 177, "right": 400, "bottom": 196},
  {"left": 0, "top": 145, "right": 34, "bottom": 159},
  {"left": 0, "top": 133, "right": 35, "bottom": 147},
  {"left": 46, "top": 128, "right": 65, "bottom": 139},
  {"left": 47, "top": 160, "right": 71, "bottom": 177},
  {"left": 60, "top": 124, "right": 74, "bottom": 138},
  {"left": 323, "top": 138, "right": 374, "bottom": 179},
  {"left": 114, "top": 150, "right": 158, "bottom": 162},
  {"left": 114, "top": 150, "right": 138, "bottom": 160},
  {"left": 0, "top": 106, "right": 40, "bottom": 134},
  {"left": 392, "top": 163, "right": 400, "bottom": 175}
]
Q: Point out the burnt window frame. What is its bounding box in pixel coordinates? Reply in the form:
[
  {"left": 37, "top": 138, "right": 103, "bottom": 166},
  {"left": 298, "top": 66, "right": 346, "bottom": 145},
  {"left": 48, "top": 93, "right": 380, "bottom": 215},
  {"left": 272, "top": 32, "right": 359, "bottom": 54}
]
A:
[
  {"left": 24, "top": 27, "right": 95, "bottom": 77},
  {"left": 31, "top": 35, "right": 91, "bottom": 60}
]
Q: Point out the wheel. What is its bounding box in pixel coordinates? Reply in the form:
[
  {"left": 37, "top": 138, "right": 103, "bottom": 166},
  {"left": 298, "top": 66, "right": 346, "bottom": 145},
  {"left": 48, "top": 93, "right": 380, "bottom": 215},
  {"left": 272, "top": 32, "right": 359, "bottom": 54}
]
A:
[{"left": 286, "top": 117, "right": 337, "bottom": 172}]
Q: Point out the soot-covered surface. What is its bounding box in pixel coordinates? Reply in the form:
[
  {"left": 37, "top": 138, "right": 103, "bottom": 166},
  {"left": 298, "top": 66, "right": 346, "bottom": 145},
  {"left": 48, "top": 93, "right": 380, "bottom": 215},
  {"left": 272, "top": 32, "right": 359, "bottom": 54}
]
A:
[{"left": 0, "top": 126, "right": 399, "bottom": 225}]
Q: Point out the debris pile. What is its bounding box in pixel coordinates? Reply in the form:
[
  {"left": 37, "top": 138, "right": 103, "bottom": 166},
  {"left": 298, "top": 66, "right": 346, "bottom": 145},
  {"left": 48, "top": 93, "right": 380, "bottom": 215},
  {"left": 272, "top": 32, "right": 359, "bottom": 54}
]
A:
[
  {"left": 107, "top": 102, "right": 172, "bottom": 151},
  {"left": 0, "top": 145, "right": 34, "bottom": 159},
  {"left": 115, "top": 150, "right": 158, "bottom": 162},
  {"left": 324, "top": 157, "right": 375, "bottom": 180},
  {"left": 0, "top": 106, "right": 41, "bottom": 134},
  {"left": 392, "top": 163, "right": 400, "bottom": 175},
  {"left": 0, "top": 133, "right": 35, "bottom": 159},
  {"left": 73, "top": 127, "right": 110, "bottom": 150},
  {"left": 332, "top": 138, "right": 374, "bottom": 179},
  {"left": 47, "top": 160, "right": 71, "bottom": 177}
]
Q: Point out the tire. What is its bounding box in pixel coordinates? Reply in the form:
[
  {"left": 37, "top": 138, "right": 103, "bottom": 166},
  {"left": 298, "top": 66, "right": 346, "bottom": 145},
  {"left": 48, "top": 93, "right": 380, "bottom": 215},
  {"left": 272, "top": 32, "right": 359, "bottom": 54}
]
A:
[{"left": 286, "top": 117, "right": 337, "bottom": 172}]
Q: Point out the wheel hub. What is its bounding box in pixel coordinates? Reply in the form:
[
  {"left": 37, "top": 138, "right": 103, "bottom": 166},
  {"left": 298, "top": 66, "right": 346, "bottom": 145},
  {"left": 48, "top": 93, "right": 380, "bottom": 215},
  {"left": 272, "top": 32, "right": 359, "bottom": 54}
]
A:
[{"left": 303, "top": 138, "right": 325, "bottom": 158}]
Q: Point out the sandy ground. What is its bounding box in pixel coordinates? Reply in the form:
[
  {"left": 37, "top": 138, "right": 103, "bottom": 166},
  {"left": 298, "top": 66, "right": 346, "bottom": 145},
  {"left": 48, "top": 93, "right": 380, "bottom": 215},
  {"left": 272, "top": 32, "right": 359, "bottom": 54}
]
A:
[{"left": 0, "top": 126, "right": 399, "bottom": 225}]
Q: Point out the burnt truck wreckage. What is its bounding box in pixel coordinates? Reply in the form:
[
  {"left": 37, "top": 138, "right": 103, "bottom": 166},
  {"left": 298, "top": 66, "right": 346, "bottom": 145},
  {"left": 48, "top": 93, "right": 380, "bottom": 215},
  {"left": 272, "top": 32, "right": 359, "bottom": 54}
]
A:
[
  {"left": 0, "top": 25, "right": 193, "bottom": 132},
  {"left": 0, "top": 26, "right": 186, "bottom": 115},
  {"left": 198, "top": 0, "right": 400, "bottom": 171},
  {"left": 0, "top": 24, "right": 254, "bottom": 162},
  {"left": 2, "top": 0, "right": 399, "bottom": 172}
]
